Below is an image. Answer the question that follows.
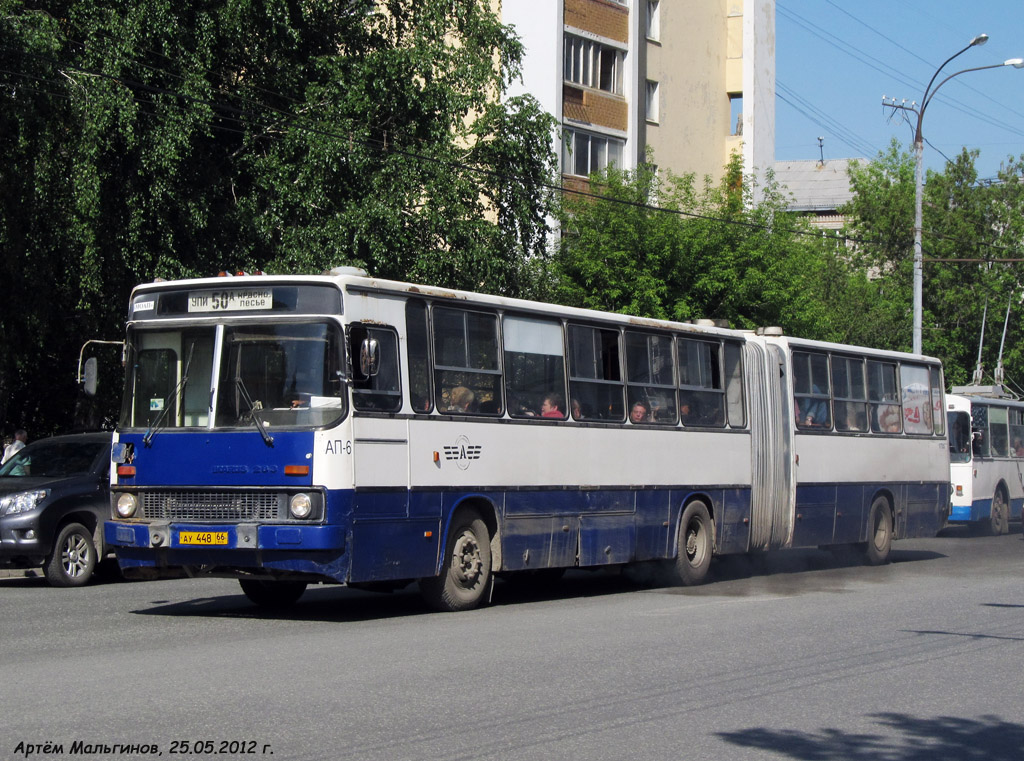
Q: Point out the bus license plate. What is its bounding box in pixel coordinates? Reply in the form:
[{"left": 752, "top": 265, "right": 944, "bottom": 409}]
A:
[{"left": 179, "top": 531, "right": 229, "bottom": 546}]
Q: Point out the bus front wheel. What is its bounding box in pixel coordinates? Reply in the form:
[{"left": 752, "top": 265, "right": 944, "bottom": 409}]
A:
[
  {"left": 668, "top": 501, "right": 713, "bottom": 586},
  {"left": 864, "top": 497, "right": 893, "bottom": 566},
  {"left": 420, "top": 513, "right": 492, "bottom": 612},
  {"left": 238, "top": 579, "right": 307, "bottom": 609}
]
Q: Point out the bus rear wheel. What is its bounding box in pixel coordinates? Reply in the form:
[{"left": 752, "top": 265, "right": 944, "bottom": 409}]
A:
[
  {"left": 238, "top": 579, "right": 307, "bottom": 609},
  {"left": 989, "top": 488, "right": 1009, "bottom": 536},
  {"left": 863, "top": 497, "right": 893, "bottom": 566},
  {"left": 420, "top": 513, "right": 492, "bottom": 612},
  {"left": 667, "top": 501, "right": 713, "bottom": 586}
]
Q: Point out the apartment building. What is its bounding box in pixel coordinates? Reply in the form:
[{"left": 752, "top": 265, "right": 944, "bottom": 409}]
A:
[{"left": 500, "top": 0, "right": 775, "bottom": 197}]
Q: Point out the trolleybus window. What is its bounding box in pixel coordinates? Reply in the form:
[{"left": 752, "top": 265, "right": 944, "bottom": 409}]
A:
[
  {"left": 215, "top": 323, "right": 345, "bottom": 429},
  {"left": 504, "top": 315, "right": 566, "bottom": 419},
  {"left": 868, "top": 360, "right": 901, "bottom": 433},
  {"left": 930, "top": 367, "right": 945, "bottom": 436},
  {"left": 568, "top": 324, "right": 624, "bottom": 421},
  {"left": 832, "top": 355, "right": 868, "bottom": 432},
  {"left": 350, "top": 325, "right": 402, "bottom": 412},
  {"left": 432, "top": 307, "right": 502, "bottom": 415},
  {"left": 626, "top": 332, "right": 676, "bottom": 424},
  {"left": 948, "top": 408, "right": 972, "bottom": 462},
  {"left": 988, "top": 405, "right": 1009, "bottom": 456},
  {"left": 793, "top": 351, "right": 831, "bottom": 429},
  {"left": 677, "top": 338, "right": 726, "bottom": 426},
  {"left": 1010, "top": 409, "right": 1024, "bottom": 457},
  {"left": 972, "top": 404, "right": 990, "bottom": 456}
]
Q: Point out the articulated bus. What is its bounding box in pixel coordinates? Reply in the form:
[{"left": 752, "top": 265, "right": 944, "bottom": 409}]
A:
[
  {"left": 946, "top": 389, "right": 1024, "bottom": 534},
  {"left": 105, "top": 270, "right": 950, "bottom": 611}
]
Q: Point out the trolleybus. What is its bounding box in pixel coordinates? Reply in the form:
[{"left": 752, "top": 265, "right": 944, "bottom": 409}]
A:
[
  {"left": 946, "top": 389, "right": 1024, "bottom": 534},
  {"left": 105, "top": 269, "right": 950, "bottom": 610}
]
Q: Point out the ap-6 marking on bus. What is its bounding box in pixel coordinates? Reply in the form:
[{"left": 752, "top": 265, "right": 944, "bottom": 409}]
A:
[{"left": 326, "top": 440, "right": 352, "bottom": 455}]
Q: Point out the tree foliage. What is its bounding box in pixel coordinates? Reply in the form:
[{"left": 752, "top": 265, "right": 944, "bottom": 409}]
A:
[
  {"left": 549, "top": 154, "right": 850, "bottom": 340},
  {"left": 0, "top": 0, "right": 557, "bottom": 434},
  {"left": 844, "top": 140, "right": 1024, "bottom": 388}
]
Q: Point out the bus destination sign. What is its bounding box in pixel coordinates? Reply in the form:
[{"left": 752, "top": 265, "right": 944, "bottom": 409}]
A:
[{"left": 188, "top": 289, "right": 273, "bottom": 312}]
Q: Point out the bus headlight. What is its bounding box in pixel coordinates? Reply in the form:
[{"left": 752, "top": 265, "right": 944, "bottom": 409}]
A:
[
  {"left": 116, "top": 493, "right": 138, "bottom": 518},
  {"left": 289, "top": 493, "right": 313, "bottom": 519}
]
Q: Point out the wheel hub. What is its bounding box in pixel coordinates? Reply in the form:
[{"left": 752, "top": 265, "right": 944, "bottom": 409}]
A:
[{"left": 452, "top": 533, "right": 482, "bottom": 585}]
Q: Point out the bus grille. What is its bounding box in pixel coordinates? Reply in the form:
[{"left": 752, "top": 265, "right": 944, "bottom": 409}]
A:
[{"left": 140, "top": 491, "right": 283, "bottom": 521}]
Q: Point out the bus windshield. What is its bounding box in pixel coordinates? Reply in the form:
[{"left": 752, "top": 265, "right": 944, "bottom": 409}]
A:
[
  {"left": 947, "top": 410, "right": 972, "bottom": 463},
  {"left": 120, "top": 322, "right": 347, "bottom": 431}
]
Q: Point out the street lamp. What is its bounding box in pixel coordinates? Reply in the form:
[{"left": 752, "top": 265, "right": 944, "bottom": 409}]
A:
[{"left": 883, "top": 34, "right": 1024, "bottom": 355}]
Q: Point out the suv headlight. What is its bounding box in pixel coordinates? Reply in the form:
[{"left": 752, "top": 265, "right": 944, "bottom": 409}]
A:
[{"left": 0, "top": 489, "right": 50, "bottom": 516}]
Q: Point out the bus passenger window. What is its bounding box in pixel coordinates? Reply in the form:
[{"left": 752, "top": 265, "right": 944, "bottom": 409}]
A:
[
  {"left": 626, "top": 331, "right": 676, "bottom": 424},
  {"left": 504, "top": 315, "right": 566, "bottom": 419},
  {"left": 723, "top": 342, "right": 745, "bottom": 428},
  {"left": 868, "top": 360, "right": 900, "bottom": 433},
  {"left": 677, "top": 337, "right": 726, "bottom": 427},
  {"left": 406, "top": 300, "right": 433, "bottom": 413},
  {"left": 832, "top": 355, "right": 868, "bottom": 432},
  {"left": 568, "top": 325, "right": 624, "bottom": 421},
  {"left": 432, "top": 307, "right": 502, "bottom": 415},
  {"left": 900, "top": 364, "right": 933, "bottom": 435},
  {"left": 350, "top": 326, "right": 402, "bottom": 413},
  {"left": 793, "top": 351, "right": 831, "bottom": 429},
  {"left": 972, "top": 404, "right": 990, "bottom": 456},
  {"left": 929, "top": 366, "right": 945, "bottom": 436}
]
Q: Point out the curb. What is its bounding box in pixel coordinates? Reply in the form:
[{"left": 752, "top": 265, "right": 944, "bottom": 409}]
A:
[{"left": 0, "top": 568, "right": 40, "bottom": 579}]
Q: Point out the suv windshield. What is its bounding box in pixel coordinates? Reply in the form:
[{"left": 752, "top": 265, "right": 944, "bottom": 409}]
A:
[
  {"left": 120, "top": 322, "right": 347, "bottom": 431},
  {"left": 0, "top": 441, "right": 107, "bottom": 478}
]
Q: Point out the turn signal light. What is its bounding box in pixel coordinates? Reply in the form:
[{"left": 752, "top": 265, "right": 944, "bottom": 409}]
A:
[
  {"left": 284, "top": 465, "right": 309, "bottom": 476},
  {"left": 117, "top": 465, "right": 136, "bottom": 477}
]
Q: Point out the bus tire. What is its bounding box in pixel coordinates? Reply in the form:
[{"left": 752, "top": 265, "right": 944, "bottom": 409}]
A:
[
  {"left": 989, "top": 487, "right": 1009, "bottom": 536},
  {"left": 669, "top": 501, "right": 713, "bottom": 586},
  {"left": 864, "top": 496, "right": 893, "bottom": 566},
  {"left": 238, "top": 579, "right": 307, "bottom": 609},
  {"left": 45, "top": 522, "right": 97, "bottom": 587},
  {"left": 420, "top": 513, "right": 491, "bottom": 612}
]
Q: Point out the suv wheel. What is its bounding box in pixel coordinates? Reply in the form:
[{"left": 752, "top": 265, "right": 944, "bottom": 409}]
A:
[{"left": 44, "top": 522, "right": 96, "bottom": 587}]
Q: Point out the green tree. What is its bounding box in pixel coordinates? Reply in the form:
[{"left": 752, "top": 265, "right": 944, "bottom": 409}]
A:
[
  {"left": 843, "top": 141, "right": 1024, "bottom": 387},
  {"left": 0, "top": 0, "right": 557, "bottom": 434},
  {"left": 551, "top": 154, "right": 841, "bottom": 339}
]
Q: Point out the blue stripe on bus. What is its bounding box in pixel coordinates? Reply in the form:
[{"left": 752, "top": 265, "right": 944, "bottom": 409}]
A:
[{"left": 108, "top": 480, "right": 947, "bottom": 584}]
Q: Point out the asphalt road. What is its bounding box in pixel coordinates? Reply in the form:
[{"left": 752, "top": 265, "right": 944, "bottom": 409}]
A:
[{"left": 2, "top": 525, "right": 1022, "bottom": 761}]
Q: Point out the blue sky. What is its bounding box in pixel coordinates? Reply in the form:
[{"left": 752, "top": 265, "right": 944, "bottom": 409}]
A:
[{"left": 776, "top": 0, "right": 1024, "bottom": 179}]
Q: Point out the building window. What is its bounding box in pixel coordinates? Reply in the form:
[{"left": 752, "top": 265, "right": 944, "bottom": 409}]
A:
[
  {"left": 730, "top": 95, "right": 743, "bottom": 136},
  {"left": 645, "top": 80, "right": 659, "bottom": 123},
  {"left": 564, "top": 34, "right": 624, "bottom": 94},
  {"left": 563, "top": 128, "right": 624, "bottom": 177},
  {"left": 646, "top": 1, "right": 660, "bottom": 41}
]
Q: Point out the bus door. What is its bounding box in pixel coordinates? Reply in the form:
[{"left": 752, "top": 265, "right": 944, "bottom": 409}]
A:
[{"left": 744, "top": 341, "right": 796, "bottom": 551}]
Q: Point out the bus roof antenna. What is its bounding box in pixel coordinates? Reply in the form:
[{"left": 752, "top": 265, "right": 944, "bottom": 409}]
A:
[{"left": 972, "top": 299, "right": 988, "bottom": 386}]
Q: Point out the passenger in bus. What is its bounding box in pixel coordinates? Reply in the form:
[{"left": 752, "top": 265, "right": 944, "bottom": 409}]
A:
[
  {"left": 570, "top": 398, "right": 585, "bottom": 420},
  {"left": 540, "top": 393, "right": 565, "bottom": 419},
  {"left": 798, "top": 388, "right": 829, "bottom": 427},
  {"left": 629, "top": 400, "right": 650, "bottom": 424},
  {"left": 448, "top": 386, "right": 475, "bottom": 413},
  {"left": 1013, "top": 437, "right": 1024, "bottom": 457}
]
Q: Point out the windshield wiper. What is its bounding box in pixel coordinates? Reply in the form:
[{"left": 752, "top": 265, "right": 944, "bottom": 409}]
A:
[
  {"left": 143, "top": 342, "right": 195, "bottom": 448},
  {"left": 235, "top": 377, "right": 274, "bottom": 447}
]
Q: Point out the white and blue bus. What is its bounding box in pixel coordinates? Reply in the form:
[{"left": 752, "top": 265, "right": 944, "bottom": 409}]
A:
[
  {"left": 946, "top": 389, "right": 1024, "bottom": 534},
  {"left": 105, "top": 270, "right": 950, "bottom": 610}
]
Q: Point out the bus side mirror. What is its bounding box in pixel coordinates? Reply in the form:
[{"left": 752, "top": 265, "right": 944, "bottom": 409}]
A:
[
  {"left": 359, "top": 338, "right": 379, "bottom": 378},
  {"left": 83, "top": 357, "right": 98, "bottom": 397}
]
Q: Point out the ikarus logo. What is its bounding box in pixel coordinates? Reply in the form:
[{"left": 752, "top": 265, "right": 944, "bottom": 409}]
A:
[{"left": 443, "top": 435, "right": 482, "bottom": 471}]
